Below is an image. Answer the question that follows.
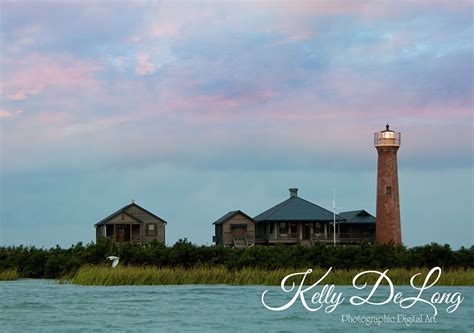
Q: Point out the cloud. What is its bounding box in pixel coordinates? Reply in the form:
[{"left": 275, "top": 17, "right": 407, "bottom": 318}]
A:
[
  {"left": 135, "top": 53, "right": 155, "bottom": 76},
  {"left": 1, "top": 54, "right": 103, "bottom": 101},
  {"left": 0, "top": 108, "right": 23, "bottom": 119},
  {"left": 0, "top": 0, "right": 471, "bottom": 176},
  {"left": 0, "top": 1, "right": 472, "bottom": 252},
  {"left": 6, "top": 91, "right": 28, "bottom": 101}
]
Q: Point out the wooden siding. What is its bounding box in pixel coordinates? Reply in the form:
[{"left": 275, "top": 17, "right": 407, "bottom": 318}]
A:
[
  {"left": 96, "top": 226, "right": 102, "bottom": 240},
  {"left": 96, "top": 205, "right": 166, "bottom": 245},
  {"left": 125, "top": 205, "right": 165, "bottom": 244},
  {"left": 104, "top": 214, "right": 140, "bottom": 225},
  {"left": 214, "top": 224, "right": 223, "bottom": 245},
  {"left": 220, "top": 213, "right": 255, "bottom": 247}
]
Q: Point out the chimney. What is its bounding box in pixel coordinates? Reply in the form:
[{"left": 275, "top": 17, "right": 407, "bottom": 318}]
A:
[{"left": 289, "top": 188, "right": 298, "bottom": 198}]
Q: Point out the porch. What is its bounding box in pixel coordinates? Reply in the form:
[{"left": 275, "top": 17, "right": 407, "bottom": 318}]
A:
[
  {"left": 255, "top": 221, "right": 329, "bottom": 244},
  {"left": 255, "top": 221, "right": 375, "bottom": 245},
  {"left": 98, "top": 224, "right": 142, "bottom": 243}
]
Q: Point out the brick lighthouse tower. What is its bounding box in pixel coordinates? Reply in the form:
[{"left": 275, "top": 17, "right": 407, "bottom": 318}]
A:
[{"left": 374, "top": 125, "right": 401, "bottom": 245}]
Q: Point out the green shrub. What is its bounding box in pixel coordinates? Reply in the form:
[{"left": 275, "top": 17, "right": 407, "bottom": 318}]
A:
[{"left": 0, "top": 240, "right": 472, "bottom": 280}]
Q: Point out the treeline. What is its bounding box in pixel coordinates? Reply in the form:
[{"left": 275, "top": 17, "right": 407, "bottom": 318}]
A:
[{"left": 0, "top": 239, "right": 473, "bottom": 279}]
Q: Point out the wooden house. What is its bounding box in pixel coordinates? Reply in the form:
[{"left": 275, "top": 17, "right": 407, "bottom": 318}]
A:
[
  {"left": 94, "top": 202, "right": 167, "bottom": 244},
  {"left": 338, "top": 210, "right": 376, "bottom": 243},
  {"left": 212, "top": 210, "right": 255, "bottom": 247},
  {"left": 254, "top": 188, "right": 348, "bottom": 245},
  {"left": 212, "top": 188, "right": 376, "bottom": 246}
]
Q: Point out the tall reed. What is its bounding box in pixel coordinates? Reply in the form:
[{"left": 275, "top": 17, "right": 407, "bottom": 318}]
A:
[
  {"left": 69, "top": 265, "right": 474, "bottom": 286},
  {"left": 0, "top": 269, "right": 20, "bottom": 281}
]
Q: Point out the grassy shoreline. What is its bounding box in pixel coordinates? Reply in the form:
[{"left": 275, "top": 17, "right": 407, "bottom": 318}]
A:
[
  {"left": 0, "top": 269, "right": 20, "bottom": 281},
  {"left": 64, "top": 265, "right": 474, "bottom": 286},
  {"left": 2, "top": 241, "right": 473, "bottom": 280}
]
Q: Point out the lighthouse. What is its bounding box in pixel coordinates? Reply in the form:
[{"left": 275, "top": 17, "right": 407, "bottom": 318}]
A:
[{"left": 374, "top": 125, "right": 402, "bottom": 245}]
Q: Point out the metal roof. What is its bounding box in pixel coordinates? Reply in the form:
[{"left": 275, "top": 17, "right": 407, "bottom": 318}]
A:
[
  {"left": 339, "top": 210, "right": 376, "bottom": 224},
  {"left": 213, "top": 210, "right": 255, "bottom": 225},
  {"left": 254, "top": 195, "right": 345, "bottom": 222},
  {"left": 94, "top": 202, "right": 168, "bottom": 226}
]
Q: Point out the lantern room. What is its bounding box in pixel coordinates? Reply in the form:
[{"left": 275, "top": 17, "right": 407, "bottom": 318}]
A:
[{"left": 374, "top": 124, "right": 401, "bottom": 146}]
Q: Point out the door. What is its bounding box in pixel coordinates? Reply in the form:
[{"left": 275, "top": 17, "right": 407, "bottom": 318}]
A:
[
  {"left": 116, "top": 227, "right": 125, "bottom": 242},
  {"left": 231, "top": 226, "right": 246, "bottom": 240},
  {"left": 303, "top": 224, "right": 310, "bottom": 240}
]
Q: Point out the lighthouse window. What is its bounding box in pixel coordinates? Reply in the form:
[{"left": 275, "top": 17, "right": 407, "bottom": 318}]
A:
[{"left": 386, "top": 186, "right": 392, "bottom": 197}]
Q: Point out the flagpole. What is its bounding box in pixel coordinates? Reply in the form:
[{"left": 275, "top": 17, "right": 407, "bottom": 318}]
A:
[{"left": 333, "top": 187, "right": 336, "bottom": 246}]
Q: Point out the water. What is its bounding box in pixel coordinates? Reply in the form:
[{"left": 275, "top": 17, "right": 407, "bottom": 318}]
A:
[{"left": 1, "top": 280, "right": 473, "bottom": 332}]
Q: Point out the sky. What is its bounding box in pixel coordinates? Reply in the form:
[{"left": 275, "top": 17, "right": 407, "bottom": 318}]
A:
[{"left": 0, "top": 1, "right": 472, "bottom": 249}]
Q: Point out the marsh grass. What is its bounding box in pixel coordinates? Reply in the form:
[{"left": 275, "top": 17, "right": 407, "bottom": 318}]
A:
[
  {"left": 0, "top": 269, "right": 20, "bottom": 281},
  {"left": 68, "top": 265, "right": 474, "bottom": 286}
]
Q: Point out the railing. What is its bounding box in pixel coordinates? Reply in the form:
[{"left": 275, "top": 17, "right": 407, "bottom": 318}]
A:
[
  {"left": 312, "top": 233, "right": 337, "bottom": 240},
  {"left": 314, "top": 232, "right": 375, "bottom": 243},
  {"left": 255, "top": 233, "right": 267, "bottom": 242},
  {"left": 264, "top": 233, "right": 300, "bottom": 242},
  {"left": 312, "top": 233, "right": 338, "bottom": 243},
  {"left": 101, "top": 234, "right": 141, "bottom": 243},
  {"left": 374, "top": 131, "right": 401, "bottom": 146},
  {"left": 256, "top": 232, "right": 375, "bottom": 244},
  {"left": 279, "top": 233, "right": 299, "bottom": 239},
  {"left": 338, "top": 232, "right": 375, "bottom": 243}
]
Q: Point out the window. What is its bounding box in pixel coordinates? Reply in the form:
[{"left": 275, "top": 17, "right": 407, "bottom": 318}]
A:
[
  {"left": 279, "top": 222, "right": 288, "bottom": 234},
  {"left": 386, "top": 186, "right": 392, "bottom": 197},
  {"left": 290, "top": 223, "right": 298, "bottom": 234},
  {"left": 147, "top": 224, "right": 156, "bottom": 236},
  {"left": 314, "top": 223, "right": 322, "bottom": 233},
  {"left": 106, "top": 225, "right": 114, "bottom": 237}
]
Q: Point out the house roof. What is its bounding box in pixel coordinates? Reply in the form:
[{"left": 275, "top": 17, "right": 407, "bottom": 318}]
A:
[
  {"left": 254, "top": 195, "right": 345, "bottom": 222},
  {"left": 94, "top": 202, "right": 168, "bottom": 227},
  {"left": 339, "top": 210, "right": 376, "bottom": 224},
  {"left": 213, "top": 210, "right": 255, "bottom": 225}
]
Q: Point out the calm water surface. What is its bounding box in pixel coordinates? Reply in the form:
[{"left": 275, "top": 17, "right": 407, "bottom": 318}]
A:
[{"left": 1, "top": 280, "right": 473, "bottom": 332}]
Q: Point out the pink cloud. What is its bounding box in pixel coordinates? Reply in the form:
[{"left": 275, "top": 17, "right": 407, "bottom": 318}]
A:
[
  {"left": 130, "top": 4, "right": 216, "bottom": 43},
  {"left": 259, "top": 1, "right": 470, "bottom": 18},
  {"left": 254, "top": 0, "right": 471, "bottom": 43},
  {"left": 135, "top": 53, "right": 155, "bottom": 76},
  {"left": 1, "top": 54, "right": 103, "bottom": 101},
  {"left": 6, "top": 91, "right": 28, "bottom": 101},
  {"left": 0, "top": 108, "right": 24, "bottom": 119}
]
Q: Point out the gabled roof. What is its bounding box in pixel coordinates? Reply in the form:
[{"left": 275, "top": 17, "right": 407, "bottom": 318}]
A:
[
  {"left": 94, "top": 203, "right": 168, "bottom": 226},
  {"left": 339, "top": 210, "right": 376, "bottom": 224},
  {"left": 254, "top": 196, "right": 345, "bottom": 222},
  {"left": 213, "top": 210, "right": 255, "bottom": 225}
]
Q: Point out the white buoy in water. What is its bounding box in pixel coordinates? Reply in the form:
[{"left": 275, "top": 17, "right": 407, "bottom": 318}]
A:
[{"left": 107, "top": 256, "right": 120, "bottom": 268}]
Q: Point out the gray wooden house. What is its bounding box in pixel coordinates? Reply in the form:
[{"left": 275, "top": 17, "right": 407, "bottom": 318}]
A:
[
  {"left": 254, "top": 188, "right": 346, "bottom": 245},
  {"left": 212, "top": 210, "right": 255, "bottom": 247},
  {"left": 94, "top": 202, "right": 167, "bottom": 244},
  {"left": 338, "top": 210, "right": 376, "bottom": 243},
  {"left": 213, "top": 188, "right": 376, "bottom": 246}
]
